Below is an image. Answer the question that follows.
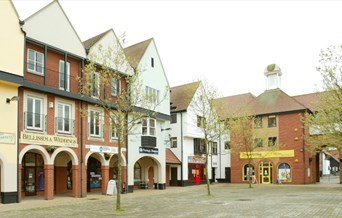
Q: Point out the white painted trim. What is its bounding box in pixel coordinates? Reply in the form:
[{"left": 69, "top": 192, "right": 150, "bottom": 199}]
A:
[
  {"left": 19, "top": 144, "right": 51, "bottom": 165},
  {"left": 50, "top": 147, "right": 78, "bottom": 166}
]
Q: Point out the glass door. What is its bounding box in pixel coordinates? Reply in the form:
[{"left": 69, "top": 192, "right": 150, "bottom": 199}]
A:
[
  {"left": 25, "top": 167, "right": 36, "bottom": 196},
  {"left": 259, "top": 161, "right": 273, "bottom": 184}
]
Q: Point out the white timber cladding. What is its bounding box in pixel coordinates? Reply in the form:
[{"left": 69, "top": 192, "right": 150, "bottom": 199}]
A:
[
  {"left": 87, "top": 30, "right": 134, "bottom": 76},
  {"left": 127, "top": 115, "right": 167, "bottom": 186},
  {"left": 0, "top": 0, "right": 24, "bottom": 76},
  {"left": 137, "top": 40, "right": 170, "bottom": 115},
  {"left": 23, "top": 1, "right": 86, "bottom": 58}
]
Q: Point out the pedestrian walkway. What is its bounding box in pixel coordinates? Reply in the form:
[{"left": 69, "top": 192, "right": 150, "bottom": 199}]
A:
[
  {"left": 1, "top": 183, "right": 341, "bottom": 217},
  {"left": 319, "top": 174, "right": 340, "bottom": 184}
]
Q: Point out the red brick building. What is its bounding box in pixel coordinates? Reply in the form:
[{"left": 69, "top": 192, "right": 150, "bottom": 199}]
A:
[{"left": 216, "top": 64, "right": 319, "bottom": 184}]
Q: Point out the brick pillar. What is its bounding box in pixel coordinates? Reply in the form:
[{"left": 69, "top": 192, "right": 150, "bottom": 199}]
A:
[
  {"left": 82, "top": 165, "right": 87, "bottom": 197},
  {"left": 18, "top": 164, "right": 22, "bottom": 202},
  {"left": 72, "top": 165, "right": 80, "bottom": 198},
  {"left": 101, "top": 166, "right": 109, "bottom": 195},
  {"left": 44, "top": 165, "right": 54, "bottom": 200}
]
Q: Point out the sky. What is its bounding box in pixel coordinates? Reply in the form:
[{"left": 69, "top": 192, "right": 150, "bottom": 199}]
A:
[{"left": 11, "top": 0, "right": 342, "bottom": 97}]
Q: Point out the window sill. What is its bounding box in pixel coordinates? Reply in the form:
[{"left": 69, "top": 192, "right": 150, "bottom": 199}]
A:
[
  {"left": 27, "top": 69, "right": 44, "bottom": 76},
  {"left": 56, "top": 132, "right": 74, "bottom": 137},
  {"left": 24, "top": 129, "right": 46, "bottom": 134},
  {"left": 88, "top": 136, "right": 104, "bottom": 142}
]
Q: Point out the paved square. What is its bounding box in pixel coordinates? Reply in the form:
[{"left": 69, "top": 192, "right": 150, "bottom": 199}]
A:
[{"left": 1, "top": 182, "right": 341, "bottom": 217}]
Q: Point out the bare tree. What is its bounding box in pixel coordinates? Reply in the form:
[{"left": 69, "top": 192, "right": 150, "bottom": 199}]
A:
[
  {"left": 80, "top": 37, "right": 167, "bottom": 210},
  {"left": 189, "top": 80, "right": 221, "bottom": 196}
]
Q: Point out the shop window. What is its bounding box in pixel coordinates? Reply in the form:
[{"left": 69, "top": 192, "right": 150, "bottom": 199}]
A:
[
  {"left": 194, "top": 138, "right": 205, "bottom": 154},
  {"left": 268, "top": 115, "right": 277, "bottom": 127},
  {"left": 188, "top": 163, "right": 205, "bottom": 182},
  {"left": 268, "top": 137, "right": 277, "bottom": 147},
  {"left": 22, "top": 152, "right": 44, "bottom": 194},
  {"left": 170, "top": 137, "right": 177, "bottom": 148},
  {"left": 88, "top": 157, "right": 102, "bottom": 189},
  {"left": 134, "top": 162, "right": 141, "bottom": 185},
  {"left": 254, "top": 138, "right": 263, "bottom": 147},
  {"left": 243, "top": 164, "right": 255, "bottom": 181},
  {"left": 59, "top": 60, "right": 70, "bottom": 91},
  {"left": 67, "top": 161, "right": 72, "bottom": 190},
  {"left": 27, "top": 49, "right": 44, "bottom": 75},
  {"left": 278, "top": 163, "right": 291, "bottom": 182},
  {"left": 254, "top": 116, "right": 262, "bottom": 128}
]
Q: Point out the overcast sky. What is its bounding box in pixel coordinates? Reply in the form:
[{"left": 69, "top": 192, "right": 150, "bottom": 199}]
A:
[{"left": 12, "top": 0, "right": 342, "bottom": 97}]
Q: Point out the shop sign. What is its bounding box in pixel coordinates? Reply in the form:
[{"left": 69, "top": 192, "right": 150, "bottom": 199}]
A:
[
  {"left": 188, "top": 156, "right": 206, "bottom": 164},
  {"left": 20, "top": 132, "right": 77, "bottom": 147},
  {"left": 0, "top": 132, "right": 16, "bottom": 144},
  {"left": 240, "top": 150, "right": 294, "bottom": 159},
  {"left": 90, "top": 145, "right": 118, "bottom": 154},
  {"left": 139, "top": 147, "right": 158, "bottom": 154}
]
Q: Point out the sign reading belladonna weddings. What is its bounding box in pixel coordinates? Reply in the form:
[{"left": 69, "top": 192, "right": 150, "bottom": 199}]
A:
[
  {"left": 20, "top": 132, "right": 77, "bottom": 147},
  {"left": 240, "top": 150, "right": 294, "bottom": 159}
]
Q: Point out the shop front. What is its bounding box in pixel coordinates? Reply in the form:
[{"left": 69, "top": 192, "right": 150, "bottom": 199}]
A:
[{"left": 188, "top": 156, "right": 206, "bottom": 185}]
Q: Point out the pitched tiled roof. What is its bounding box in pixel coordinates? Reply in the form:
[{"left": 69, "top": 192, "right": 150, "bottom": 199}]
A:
[
  {"left": 166, "top": 149, "right": 181, "bottom": 164},
  {"left": 170, "top": 81, "right": 201, "bottom": 112},
  {"left": 213, "top": 93, "right": 255, "bottom": 119},
  {"left": 248, "top": 89, "right": 307, "bottom": 115},
  {"left": 293, "top": 92, "right": 321, "bottom": 112},
  {"left": 124, "top": 38, "right": 153, "bottom": 69},
  {"left": 83, "top": 29, "right": 112, "bottom": 50}
]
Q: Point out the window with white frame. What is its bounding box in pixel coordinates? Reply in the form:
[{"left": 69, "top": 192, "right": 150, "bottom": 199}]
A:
[
  {"left": 111, "top": 78, "right": 121, "bottom": 96},
  {"left": 27, "top": 49, "right": 44, "bottom": 75},
  {"left": 91, "top": 72, "right": 100, "bottom": 98},
  {"left": 142, "top": 118, "right": 156, "bottom": 136},
  {"left": 26, "top": 96, "right": 43, "bottom": 130},
  {"left": 211, "top": 141, "right": 218, "bottom": 155},
  {"left": 57, "top": 103, "right": 72, "bottom": 134},
  {"left": 59, "top": 60, "right": 70, "bottom": 91},
  {"left": 145, "top": 86, "right": 160, "bottom": 104},
  {"left": 89, "top": 109, "right": 103, "bottom": 138},
  {"left": 110, "top": 114, "right": 118, "bottom": 139},
  {"left": 170, "top": 137, "right": 177, "bottom": 148}
]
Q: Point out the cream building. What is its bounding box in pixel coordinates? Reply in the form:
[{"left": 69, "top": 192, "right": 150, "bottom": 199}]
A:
[{"left": 0, "top": 0, "right": 25, "bottom": 204}]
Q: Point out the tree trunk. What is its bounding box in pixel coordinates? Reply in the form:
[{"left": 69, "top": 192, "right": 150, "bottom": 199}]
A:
[
  {"left": 116, "top": 136, "right": 122, "bottom": 210},
  {"left": 205, "top": 137, "right": 211, "bottom": 196},
  {"left": 248, "top": 158, "right": 252, "bottom": 188}
]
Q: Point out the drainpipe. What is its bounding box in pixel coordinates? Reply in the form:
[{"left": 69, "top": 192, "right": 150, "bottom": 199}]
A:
[
  {"left": 125, "top": 113, "right": 128, "bottom": 193},
  {"left": 302, "top": 112, "right": 306, "bottom": 184},
  {"left": 16, "top": 89, "right": 20, "bottom": 203},
  {"left": 180, "top": 112, "right": 184, "bottom": 186},
  {"left": 80, "top": 60, "right": 84, "bottom": 197},
  {"left": 219, "top": 127, "right": 222, "bottom": 179}
]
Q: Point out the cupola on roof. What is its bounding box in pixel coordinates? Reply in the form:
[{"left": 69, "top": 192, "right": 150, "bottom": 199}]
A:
[{"left": 264, "top": 63, "right": 282, "bottom": 90}]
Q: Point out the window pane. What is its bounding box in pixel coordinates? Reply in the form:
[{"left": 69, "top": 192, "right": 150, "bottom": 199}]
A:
[
  {"left": 27, "top": 98, "right": 33, "bottom": 112},
  {"left": 150, "top": 127, "right": 155, "bottom": 136},
  {"left": 142, "top": 127, "right": 147, "bottom": 135},
  {"left": 111, "top": 78, "right": 116, "bottom": 95},
  {"left": 150, "top": 119, "right": 155, "bottom": 127}
]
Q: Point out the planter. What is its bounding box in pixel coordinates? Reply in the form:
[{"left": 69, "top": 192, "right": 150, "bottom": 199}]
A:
[{"left": 46, "top": 146, "right": 55, "bottom": 153}]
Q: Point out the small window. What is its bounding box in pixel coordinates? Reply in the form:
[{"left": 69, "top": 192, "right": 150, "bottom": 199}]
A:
[
  {"left": 197, "top": 116, "right": 206, "bottom": 128},
  {"left": 111, "top": 78, "right": 121, "bottom": 96},
  {"left": 142, "top": 118, "right": 156, "bottom": 137},
  {"left": 170, "top": 137, "right": 177, "bottom": 148},
  {"left": 224, "top": 141, "right": 230, "bottom": 150},
  {"left": 89, "top": 109, "right": 103, "bottom": 138},
  {"left": 268, "top": 115, "right": 277, "bottom": 127},
  {"left": 194, "top": 138, "right": 205, "bottom": 154},
  {"left": 27, "top": 49, "right": 44, "bottom": 75},
  {"left": 91, "top": 72, "right": 100, "bottom": 98},
  {"left": 254, "top": 116, "right": 262, "bottom": 128},
  {"left": 211, "top": 142, "right": 218, "bottom": 155},
  {"left": 110, "top": 114, "right": 118, "bottom": 139},
  {"left": 151, "top": 57, "right": 154, "bottom": 68},
  {"left": 171, "top": 114, "right": 177, "bottom": 124},
  {"left": 59, "top": 60, "right": 70, "bottom": 91},
  {"left": 145, "top": 86, "right": 160, "bottom": 105},
  {"left": 56, "top": 102, "right": 72, "bottom": 134},
  {"left": 268, "top": 137, "right": 277, "bottom": 147},
  {"left": 254, "top": 138, "right": 263, "bottom": 147},
  {"left": 25, "top": 96, "right": 44, "bottom": 131}
]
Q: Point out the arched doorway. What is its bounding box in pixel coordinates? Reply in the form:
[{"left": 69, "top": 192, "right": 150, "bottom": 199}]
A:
[
  {"left": 133, "top": 156, "right": 160, "bottom": 190},
  {"left": 87, "top": 156, "right": 102, "bottom": 192},
  {"left": 259, "top": 161, "right": 273, "bottom": 184},
  {"left": 54, "top": 152, "right": 73, "bottom": 196},
  {"left": 21, "top": 152, "right": 45, "bottom": 196}
]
